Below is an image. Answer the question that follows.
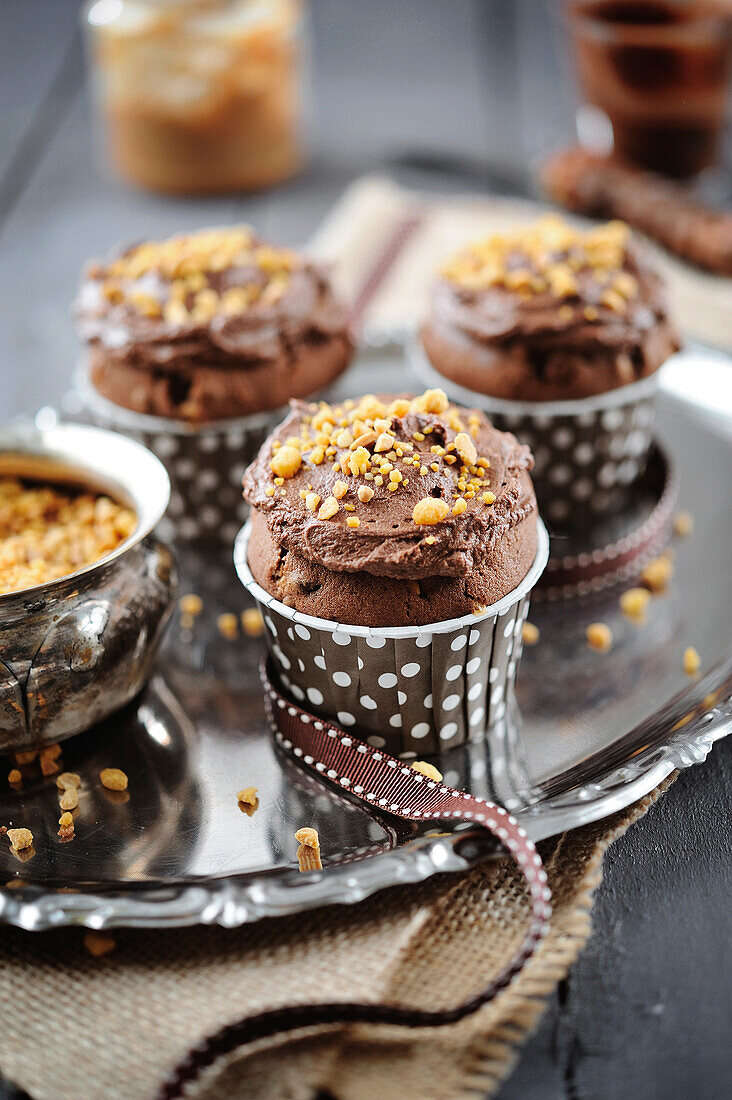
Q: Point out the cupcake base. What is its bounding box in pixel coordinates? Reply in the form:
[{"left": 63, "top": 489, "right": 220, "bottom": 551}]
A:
[{"left": 234, "top": 520, "right": 549, "bottom": 757}]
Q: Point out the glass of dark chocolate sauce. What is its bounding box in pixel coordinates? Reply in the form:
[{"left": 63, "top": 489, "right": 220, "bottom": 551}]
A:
[{"left": 567, "top": 0, "right": 731, "bottom": 177}]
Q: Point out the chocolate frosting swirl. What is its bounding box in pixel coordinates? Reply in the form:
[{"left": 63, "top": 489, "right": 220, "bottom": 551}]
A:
[
  {"left": 75, "top": 247, "right": 349, "bottom": 370},
  {"left": 243, "top": 394, "right": 536, "bottom": 580}
]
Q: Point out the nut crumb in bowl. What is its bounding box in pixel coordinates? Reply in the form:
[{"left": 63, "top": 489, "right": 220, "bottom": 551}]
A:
[{"left": 0, "top": 478, "right": 136, "bottom": 596}]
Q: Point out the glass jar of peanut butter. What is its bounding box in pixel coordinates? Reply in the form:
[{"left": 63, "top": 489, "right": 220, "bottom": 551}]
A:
[{"left": 84, "top": 0, "right": 306, "bottom": 194}]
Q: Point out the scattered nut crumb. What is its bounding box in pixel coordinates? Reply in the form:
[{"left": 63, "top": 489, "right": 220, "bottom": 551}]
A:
[
  {"left": 297, "top": 844, "right": 323, "bottom": 872},
  {"left": 100, "top": 768, "right": 128, "bottom": 792},
  {"left": 84, "top": 931, "right": 116, "bottom": 958},
  {"left": 683, "top": 647, "right": 701, "bottom": 676},
  {"left": 619, "top": 587, "right": 651, "bottom": 623},
  {"left": 586, "top": 622, "right": 613, "bottom": 652},
  {"left": 7, "top": 769, "right": 21, "bottom": 785},
  {"left": 7, "top": 828, "right": 33, "bottom": 851},
  {"left": 237, "top": 786, "right": 258, "bottom": 805},
  {"left": 294, "top": 826, "right": 320, "bottom": 853},
  {"left": 39, "top": 751, "right": 62, "bottom": 777},
  {"left": 13, "top": 751, "right": 37, "bottom": 767},
  {"left": 179, "top": 593, "right": 203, "bottom": 617},
  {"left": 217, "top": 612, "right": 239, "bottom": 640},
  {"left": 56, "top": 772, "right": 81, "bottom": 791},
  {"left": 411, "top": 761, "right": 443, "bottom": 782},
  {"left": 59, "top": 787, "right": 79, "bottom": 811},
  {"left": 58, "top": 811, "right": 75, "bottom": 840},
  {"left": 673, "top": 511, "right": 693, "bottom": 538},
  {"left": 240, "top": 608, "right": 264, "bottom": 637},
  {"left": 522, "top": 622, "right": 540, "bottom": 646},
  {"left": 641, "top": 554, "right": 674, "bottom": 593}
]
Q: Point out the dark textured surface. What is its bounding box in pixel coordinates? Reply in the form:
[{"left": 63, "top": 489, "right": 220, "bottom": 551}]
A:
[{"left": 1, "top": 3, "right": 730, "bottom": 1098}]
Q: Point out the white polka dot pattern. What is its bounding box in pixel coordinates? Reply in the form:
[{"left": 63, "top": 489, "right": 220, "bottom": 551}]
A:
[
  {"left": 489, "top": 390, "right": 657, "bottom": 528},
  {"left": 255, "top": 590, "right": 533, "bottom": 757}
]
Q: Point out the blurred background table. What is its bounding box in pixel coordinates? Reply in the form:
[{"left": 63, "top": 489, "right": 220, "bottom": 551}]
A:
[{"left": 0, "top": 2, "right": 730, "bottom": 1098}]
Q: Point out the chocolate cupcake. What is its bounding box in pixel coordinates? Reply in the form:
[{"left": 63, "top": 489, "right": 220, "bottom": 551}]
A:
[
  {"left": 235, "top": 389, "right": 549, "bottom": 755},
  {"left": 75, "top": 225, "right": 353, "bottom": 542},
  {"left": 414, "top": 215, "right": 680, "bottom": 528}
]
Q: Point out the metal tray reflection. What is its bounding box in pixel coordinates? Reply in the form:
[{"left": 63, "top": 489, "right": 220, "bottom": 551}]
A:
[{"left": 1, "top": 354, "right": 730, "bottom": 930}]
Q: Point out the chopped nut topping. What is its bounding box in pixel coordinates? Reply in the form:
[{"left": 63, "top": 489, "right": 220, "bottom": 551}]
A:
[
  {"left": 84, "top": 931, "right": 116, "bottom": 958},
  {"left": 586, "top": 622, "right": 613, "bottom": 652},
  {"left": 100, "top": 768, "right": 128, "bottom": 792},
  {"left": 270, "top": 445, "right": 302, "bottom": 480},
  {"left": 7, "top": 770, "right": 21, "bottom": 785},
  {"left": 0, "top": 478, "right": 136, "bottom": 595},
  {"left": 7, "top": 828, "right": 33, "bottom": 852},
  {"left": 442, "top": 216, "right": 634, "bottom": 306},
  {"left": 413, "top": 498, "right": 450, "bottom": 525},
  {"left": 374, "top": 432, "right": 394, "bottom": 453},
  {"left": 237, "top": 786, "right": 258, "bottom": 806},
  {"left": 261, "top": 391, "right": 500, "bottom": 531},
  {"left": 673, "top": 511, "right": 693, "bottom": 538},
  {"left": 619, "top": 587, "right": 651, "bottom": 622},
  {"left": 59, "top": 787, "right": 79, "bottom": 812},
  {"left": 93, "top": 227, "right": 300, "bottom": 321},
  {"left": 318, "top": 497, "right": 339, "bottom": 520},
  {"left": 522, "top": 622, "right": 540, "bottom": 646},
  {"left": 683, "top": 647, "right": 701, "bottom": 676},
  {"left": 641, "top": 554, "right": 674, "bottom": 592},
  {"left": 241, "top": 608, "right": 264, "bottom": 637},
  {"left": 411, "top": 761, "right": 443, "bottom": 782},
  {"left": 412, "top": 389, "right": 449, "bottom": 414},
  {"left": 454, "top": 432, "right": 477, "bottom": 467}
]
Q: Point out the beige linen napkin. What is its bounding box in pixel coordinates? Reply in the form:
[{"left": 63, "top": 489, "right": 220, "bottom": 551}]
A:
[
  {"left": 309, "top": 175, "right": 732, "bottom": 352},
  {"left": 0, "top": 778, "right": 674, "bottom": 1100}
]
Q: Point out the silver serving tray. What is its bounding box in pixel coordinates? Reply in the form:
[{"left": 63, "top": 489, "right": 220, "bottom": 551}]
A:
[{"left": 1, "top": 348, "right": 730, "bottom": 930}]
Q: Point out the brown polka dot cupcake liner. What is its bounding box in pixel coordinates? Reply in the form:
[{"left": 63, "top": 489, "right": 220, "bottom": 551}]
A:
[
  {"left": 78, "top": 373, "right": 279, "bottom": 545},
  {"left": 234, "top": 520, "right": 549, "bottom": 758},
  {"left": 410, "top": 344, "right": 661, "bottom": 531}
]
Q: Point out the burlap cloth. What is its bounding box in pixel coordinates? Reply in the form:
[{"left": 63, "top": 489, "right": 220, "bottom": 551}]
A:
[{"left": 0, "top": 776, "right": 674, "bottom": 1100}]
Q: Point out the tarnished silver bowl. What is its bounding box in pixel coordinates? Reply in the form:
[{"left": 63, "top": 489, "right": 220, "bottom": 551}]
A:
[{"left": 0, "top": 419, "right": 176, "bottom": 754}]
